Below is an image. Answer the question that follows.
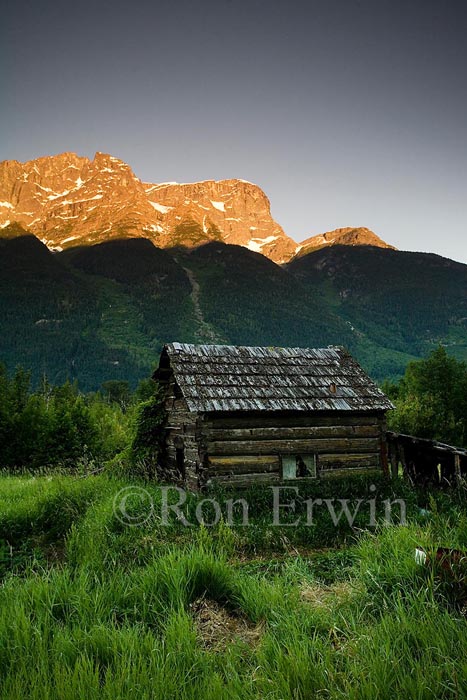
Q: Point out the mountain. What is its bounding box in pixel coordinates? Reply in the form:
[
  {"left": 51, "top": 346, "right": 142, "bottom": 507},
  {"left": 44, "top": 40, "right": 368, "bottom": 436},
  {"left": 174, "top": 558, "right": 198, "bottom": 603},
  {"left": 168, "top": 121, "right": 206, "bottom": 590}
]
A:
[
  {"left": 173, "top": 241, "right": 355, "bottom": 349},
  {"left": 0, "top": 230, "right": 126, "bottom": 387},
  {"left": 0, "top": 229, "right": 350, "bottom": 387},
  {"left": 0, "top": 152, "right": 297, "bottom": 263},
  {"left": 0, "top": 152, "right": 395, "bottom": 263},
  {"left": 293, "top": 227, "right": 395, "bottom": 258},
  {"left": 1, "top": 227, "right": 466, "bottom": 390},
  {"left": 0, "top": 230, "right": 198, "bottom": 387},
  {"left": 1, "top": 152, "right": 464, "bottom": 389},
  {"left": 287, "top": 245, "right": 467, "bottom": 373}
]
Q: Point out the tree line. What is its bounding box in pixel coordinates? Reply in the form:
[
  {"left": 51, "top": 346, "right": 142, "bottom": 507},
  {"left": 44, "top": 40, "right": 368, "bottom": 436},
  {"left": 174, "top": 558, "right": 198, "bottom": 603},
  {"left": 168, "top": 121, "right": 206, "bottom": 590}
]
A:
[
  {"left": 0, "top": 366, "right": 155, "bottom": 471},
  {"left": 0, "top": 347, "right": 466, "bottom": 473}
]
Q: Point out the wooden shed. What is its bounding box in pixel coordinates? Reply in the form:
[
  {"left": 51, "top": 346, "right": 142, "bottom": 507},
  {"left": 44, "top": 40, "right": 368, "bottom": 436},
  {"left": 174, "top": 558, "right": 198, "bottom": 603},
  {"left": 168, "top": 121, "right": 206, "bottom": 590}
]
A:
[{"left": 153, "top": 343, "right": 394, "bottom": 488}]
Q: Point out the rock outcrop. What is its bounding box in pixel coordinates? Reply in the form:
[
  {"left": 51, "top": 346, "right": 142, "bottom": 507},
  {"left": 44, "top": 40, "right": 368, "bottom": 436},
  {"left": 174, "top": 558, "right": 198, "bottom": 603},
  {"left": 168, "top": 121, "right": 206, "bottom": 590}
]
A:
[{"left": 0, "top": 152, "right": 296, "bottom": 262}]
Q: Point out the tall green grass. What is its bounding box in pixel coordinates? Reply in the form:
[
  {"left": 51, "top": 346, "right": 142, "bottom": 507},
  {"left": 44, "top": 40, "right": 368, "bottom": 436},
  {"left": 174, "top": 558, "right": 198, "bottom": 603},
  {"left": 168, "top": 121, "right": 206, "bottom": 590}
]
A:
[{"left": 0, "top": 475, "right": 466, "bottom": 698}]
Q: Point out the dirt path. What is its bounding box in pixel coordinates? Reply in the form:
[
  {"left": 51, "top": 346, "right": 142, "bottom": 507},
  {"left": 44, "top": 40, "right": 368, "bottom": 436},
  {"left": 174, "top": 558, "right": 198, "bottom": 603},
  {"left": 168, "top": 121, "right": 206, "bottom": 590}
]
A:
[{"left": 182, "top": 265, "right": 226, "bottom": 343}]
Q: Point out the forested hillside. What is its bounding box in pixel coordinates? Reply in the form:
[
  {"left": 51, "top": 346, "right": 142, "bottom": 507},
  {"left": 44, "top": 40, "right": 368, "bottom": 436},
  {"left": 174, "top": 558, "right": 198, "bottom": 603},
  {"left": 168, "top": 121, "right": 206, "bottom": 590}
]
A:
[
  {"left": 287, "top": 245, "right": 467, "bottom": 376},
  {"left": 1, "top": 229, "right": 467, "bottom": 389}
]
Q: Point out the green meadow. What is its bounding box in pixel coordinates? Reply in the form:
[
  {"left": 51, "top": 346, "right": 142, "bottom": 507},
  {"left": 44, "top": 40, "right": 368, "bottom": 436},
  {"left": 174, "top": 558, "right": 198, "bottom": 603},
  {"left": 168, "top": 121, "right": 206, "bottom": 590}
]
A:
[{"left": 1, "top": 473, "right": 467, "bottom": 699}]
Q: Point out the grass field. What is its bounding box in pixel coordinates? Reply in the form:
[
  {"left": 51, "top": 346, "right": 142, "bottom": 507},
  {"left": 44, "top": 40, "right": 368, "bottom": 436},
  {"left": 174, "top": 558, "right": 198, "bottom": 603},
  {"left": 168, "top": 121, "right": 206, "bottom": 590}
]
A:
[{"left": 1, "top": 473, "right": 467, "bottom": 699}]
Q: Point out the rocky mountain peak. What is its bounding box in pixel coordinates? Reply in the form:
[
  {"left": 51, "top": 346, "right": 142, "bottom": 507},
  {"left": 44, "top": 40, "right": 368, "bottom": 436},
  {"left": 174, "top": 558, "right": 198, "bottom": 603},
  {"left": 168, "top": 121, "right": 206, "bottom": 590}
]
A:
[
  {"left": 294, "top": 227, "right": 395, "bottom": 259},
  {"left": 0, "top": 153, "right": 394, "bottom": 262}
]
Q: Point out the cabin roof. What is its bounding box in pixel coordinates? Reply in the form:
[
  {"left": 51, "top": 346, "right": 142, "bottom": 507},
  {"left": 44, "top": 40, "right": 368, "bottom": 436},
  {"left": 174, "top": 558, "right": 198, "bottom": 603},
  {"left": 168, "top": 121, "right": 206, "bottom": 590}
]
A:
[{"left": 155, "top": 342, "right": 394, "bottom": 413}]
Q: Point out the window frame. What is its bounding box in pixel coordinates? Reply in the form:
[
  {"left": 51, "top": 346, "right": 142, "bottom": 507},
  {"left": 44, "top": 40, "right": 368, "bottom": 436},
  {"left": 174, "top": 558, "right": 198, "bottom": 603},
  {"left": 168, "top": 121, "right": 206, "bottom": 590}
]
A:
[{"left": 280, "top": 453, "right": 318, "bottom": 480}]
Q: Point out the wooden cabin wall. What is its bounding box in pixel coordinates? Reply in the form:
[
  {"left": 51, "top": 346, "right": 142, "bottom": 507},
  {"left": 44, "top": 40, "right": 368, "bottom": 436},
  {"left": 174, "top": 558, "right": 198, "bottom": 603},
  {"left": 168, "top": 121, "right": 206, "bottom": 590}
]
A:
[
  {"left": 160, "top": 377, "right": 199, "bottom": 488},
  {"left": 198, "top": 411, "right": 386, "bottom": 487}
]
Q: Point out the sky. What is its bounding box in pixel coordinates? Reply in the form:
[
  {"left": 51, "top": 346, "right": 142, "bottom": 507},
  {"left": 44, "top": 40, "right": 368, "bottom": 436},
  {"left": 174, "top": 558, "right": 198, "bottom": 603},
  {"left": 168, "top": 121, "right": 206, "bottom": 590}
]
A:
[{"left": 2, "top": 0, "right": 467, "bottom": 262}]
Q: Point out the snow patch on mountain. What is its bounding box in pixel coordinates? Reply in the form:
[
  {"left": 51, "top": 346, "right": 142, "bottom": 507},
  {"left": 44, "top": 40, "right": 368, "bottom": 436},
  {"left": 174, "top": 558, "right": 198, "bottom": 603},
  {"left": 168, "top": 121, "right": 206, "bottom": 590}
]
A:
[
  {"left": 144, "top": 224, "right": 164, "bottom": 233},
  {"left": 150, "top": 201, "right": 172, "bottom": 214},
  {"left": 245, "top": 235, "right": 280, "bottom": 253},
  {"left": 211, "top": 200, "right": 225, "bottom": 212}
]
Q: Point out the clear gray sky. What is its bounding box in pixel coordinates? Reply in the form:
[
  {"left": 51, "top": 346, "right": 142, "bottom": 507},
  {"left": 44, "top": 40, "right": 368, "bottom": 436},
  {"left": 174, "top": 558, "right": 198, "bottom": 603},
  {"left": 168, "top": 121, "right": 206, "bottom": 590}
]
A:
[{"left": 2, "top": 0, "right": 467, "bottom": 262}]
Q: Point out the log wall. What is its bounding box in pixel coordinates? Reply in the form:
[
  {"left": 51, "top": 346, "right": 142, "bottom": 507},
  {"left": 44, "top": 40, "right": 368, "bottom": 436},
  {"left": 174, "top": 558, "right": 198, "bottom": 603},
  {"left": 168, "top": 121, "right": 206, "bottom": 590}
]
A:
[
  {"left": 199, "top": 411, "right": 385, "bottom": 487},
  {"left": 159, "top": 372, "right": 387, "bottom": 488}
]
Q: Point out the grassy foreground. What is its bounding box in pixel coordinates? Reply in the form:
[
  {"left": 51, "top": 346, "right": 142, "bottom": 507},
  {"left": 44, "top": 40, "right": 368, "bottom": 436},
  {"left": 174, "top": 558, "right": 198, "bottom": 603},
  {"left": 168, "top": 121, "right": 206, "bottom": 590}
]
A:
[{"left": 0, "top": 474, "right": 467, "bottom": 699}]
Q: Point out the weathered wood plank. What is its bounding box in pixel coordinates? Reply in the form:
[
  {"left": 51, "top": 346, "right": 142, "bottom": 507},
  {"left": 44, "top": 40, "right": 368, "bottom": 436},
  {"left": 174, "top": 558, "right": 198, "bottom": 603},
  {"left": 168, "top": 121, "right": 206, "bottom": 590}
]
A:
[
  {"left": 318, "top": 453, "right": 380, "bottom": 468},
  {"left": 386, "top": 432, "right": 467, "bottom": 458},
  {"left": 207, "top": 437, "right": 380, "bottom": 455},
  {"left": 169, "top": 399, "right": 190, "bottom": 411},
  {"left": 201, "top": 413, "right": 381, "bottom": 429},
  {"left": 208, "top": 472, "right": 281, "bottom": 486},
  {"left": 165, "top": 431, "right": 197, "bottom": 444},
  {"left": 165, "top": 446, "right": 199, "bottom": 460},
  {"left": 207, "top": 455, "right": 280, "bottom": 475},
  {"left": 165, "top": 414, "right": 198, "bottom": 426},
  {"left": 378, "top": 416, "right": 389, "bottom": 477},
  {"left": 389, "top": 442, "right": 399, "bottom": 478},
  {"left": 320, "top": 467, "right": 381, "bottom": 479},
  {"left": 455, "top": 454, "right": 462, "bottom": 486},
  {"left": 202, "top": 425, "right": 380, "bottom": 441}
]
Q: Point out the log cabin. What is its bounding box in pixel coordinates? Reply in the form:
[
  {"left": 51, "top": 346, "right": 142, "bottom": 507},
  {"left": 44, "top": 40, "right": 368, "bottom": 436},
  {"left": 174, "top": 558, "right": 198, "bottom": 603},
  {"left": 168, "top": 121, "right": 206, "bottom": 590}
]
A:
[{"left": 153, "top": 343, "right": 394, "bottom": 489}]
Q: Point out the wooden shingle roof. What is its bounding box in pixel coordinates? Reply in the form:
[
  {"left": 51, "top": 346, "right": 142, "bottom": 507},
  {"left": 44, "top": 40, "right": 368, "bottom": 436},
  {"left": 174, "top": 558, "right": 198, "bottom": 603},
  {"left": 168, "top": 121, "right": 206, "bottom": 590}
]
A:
[{"left": 156, "top": 342, "right": 394, "bottom": 413}]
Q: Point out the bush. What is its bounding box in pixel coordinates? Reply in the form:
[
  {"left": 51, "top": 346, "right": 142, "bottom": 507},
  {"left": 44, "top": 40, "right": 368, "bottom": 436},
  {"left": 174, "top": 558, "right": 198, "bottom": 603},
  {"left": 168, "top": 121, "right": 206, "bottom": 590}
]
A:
[
  {"left": 386, "top": 347, "right": 467, "bottom": 446},
  {"left": 0, "top": 365, "right": 133, "bottom": 471},
  {"left": 129, "top": 390, "right": 167, "bottom": 478}
]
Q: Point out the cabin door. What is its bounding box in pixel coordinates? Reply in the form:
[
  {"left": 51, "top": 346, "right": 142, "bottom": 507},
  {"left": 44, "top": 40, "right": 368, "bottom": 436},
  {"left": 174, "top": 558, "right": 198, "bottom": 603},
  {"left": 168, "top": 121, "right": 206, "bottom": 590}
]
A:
[{"left": 174, "top": 436, "right": 186, "bottom": 480}]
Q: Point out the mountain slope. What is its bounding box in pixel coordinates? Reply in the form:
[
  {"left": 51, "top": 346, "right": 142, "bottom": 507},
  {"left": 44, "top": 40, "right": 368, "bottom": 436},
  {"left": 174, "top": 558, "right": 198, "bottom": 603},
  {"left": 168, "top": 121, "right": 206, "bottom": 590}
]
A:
[
  {"left": 0, "top": 231, "right": 198, "bottom": 387},
  {"left": 177, "top": 242, "right": 356, "bottom": 349},
  {"left": 0, "top": 231, "right": 138, "bottom": 386},
  {"left": 1, "top": 225, "right": 466, "bottom": 389},
  {"left": 287, "top": 245, "right": 467, "bottom": 373},
  {"left": 0, "top": 232, "right": 375, "bottom": 388},
  {"left": 59, "top": 238, "right": 197, "bottom": 360}
]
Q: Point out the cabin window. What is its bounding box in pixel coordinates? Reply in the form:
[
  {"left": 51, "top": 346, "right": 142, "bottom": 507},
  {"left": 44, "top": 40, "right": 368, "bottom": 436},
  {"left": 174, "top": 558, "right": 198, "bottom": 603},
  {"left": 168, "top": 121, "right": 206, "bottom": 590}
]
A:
[{"left": 281, "top": 454, "right": 317, "bottom": 480}]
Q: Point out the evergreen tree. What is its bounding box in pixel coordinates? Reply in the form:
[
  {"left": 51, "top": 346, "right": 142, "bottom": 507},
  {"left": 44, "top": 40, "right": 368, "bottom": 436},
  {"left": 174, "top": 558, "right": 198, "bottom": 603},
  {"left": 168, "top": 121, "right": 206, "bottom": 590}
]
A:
[{"left": 387, "top": 347, "right": 467, "bottom": 446}]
